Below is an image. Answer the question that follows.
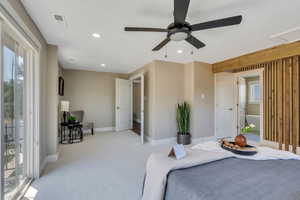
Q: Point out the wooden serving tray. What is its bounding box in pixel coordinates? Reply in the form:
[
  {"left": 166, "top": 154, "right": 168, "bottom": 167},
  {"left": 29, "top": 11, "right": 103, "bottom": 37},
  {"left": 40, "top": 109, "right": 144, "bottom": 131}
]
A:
[{"left": 221, "top": 141, "right": 257, "bottom": 156}]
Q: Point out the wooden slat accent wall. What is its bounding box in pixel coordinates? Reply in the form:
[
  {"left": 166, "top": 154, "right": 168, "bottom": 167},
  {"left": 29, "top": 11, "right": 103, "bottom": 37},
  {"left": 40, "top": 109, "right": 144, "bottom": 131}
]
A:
[
  {"left": 213, "top": 40, "right": 300, "bottom": 73},
  {"left": 232, "top": 64, "right": 263, "bottom": 73},
  {"left": 257, "top": 56, "right": 299, "bottom": 152}
]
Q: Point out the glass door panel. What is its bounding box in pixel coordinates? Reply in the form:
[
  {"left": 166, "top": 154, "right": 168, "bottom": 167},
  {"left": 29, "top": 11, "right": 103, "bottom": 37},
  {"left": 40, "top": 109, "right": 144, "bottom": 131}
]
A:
[{"left": 2, "top": 33, "right": 27, "bottom": 200}]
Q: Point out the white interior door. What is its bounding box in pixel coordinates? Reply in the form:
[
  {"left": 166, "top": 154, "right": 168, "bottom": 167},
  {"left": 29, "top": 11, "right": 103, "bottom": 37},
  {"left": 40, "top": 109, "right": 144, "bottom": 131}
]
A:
[
  {"left": 140, "top": 75, "right": 145, "bottom": 144},
  {"left": 237, "top": 77, "right": 246, "bottom": 134},
  {"left": 215, "top": 72, "right": 236, "bottom": 138},
  {"left": 115, "top": 79, "right": 132, "bottom": 131}
]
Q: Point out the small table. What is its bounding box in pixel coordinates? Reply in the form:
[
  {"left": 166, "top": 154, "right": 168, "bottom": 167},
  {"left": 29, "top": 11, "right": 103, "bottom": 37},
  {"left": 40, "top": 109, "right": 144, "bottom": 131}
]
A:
[{"left": 60, "top": 122, "right": 83, "bottom": 144}]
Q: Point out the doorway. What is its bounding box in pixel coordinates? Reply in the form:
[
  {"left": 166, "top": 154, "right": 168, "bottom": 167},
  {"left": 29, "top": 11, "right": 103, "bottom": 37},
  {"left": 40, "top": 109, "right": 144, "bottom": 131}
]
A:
[
  {"left": 215, "top": 69, "right": 264, "bottom": 143},
  {"left": 130, "top": 74, "right": 144, "bottom": 144},
  {"left": 115, "top": 74, "right": 144, "bottom": 144},
  {"left": 235, "top": 69, "right": 264, "bottom": 143},
  {"left": 132, "top": 78, "right": 141, "bottom": 135}
]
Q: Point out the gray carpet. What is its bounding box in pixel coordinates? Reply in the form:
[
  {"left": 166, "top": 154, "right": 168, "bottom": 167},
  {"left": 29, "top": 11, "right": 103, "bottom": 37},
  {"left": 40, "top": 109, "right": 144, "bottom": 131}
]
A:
[{"left": 23, "top": 131, "right": 172, "bottom": 200}]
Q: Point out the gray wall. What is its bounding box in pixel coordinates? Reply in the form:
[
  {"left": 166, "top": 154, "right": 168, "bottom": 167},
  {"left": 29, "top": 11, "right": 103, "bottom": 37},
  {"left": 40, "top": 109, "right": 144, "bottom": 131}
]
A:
[
  {"left": 184, "top": 62, "right": 215, "bottom": 139},
  {"left": 193, "top": 62, "right": 215, "bottom": 138},
  {"left": 46, "top": 45, "right": 59, "bottom": 156},
  {"left": 131, "top": 60, "right": 215, "bottom": 141},
  {"left": 130, "top": 61, "right": 185, "bottom": 140},
  {"left": 130, "top": 62, "right": 155, "bottom": 138},
  {"left": 63, "top": 69, "right": 127, "bottom": 129},
  {"left": 153, "top": 60, "right": 184, "bottom": 140}
]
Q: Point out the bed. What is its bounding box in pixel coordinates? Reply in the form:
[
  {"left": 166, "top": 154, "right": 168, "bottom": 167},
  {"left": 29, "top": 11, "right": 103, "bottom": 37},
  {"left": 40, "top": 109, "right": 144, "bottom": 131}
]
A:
[
  {"left": 165, "top": 157, "right": 300, "bottom": 200},
  {"left": 142, "top": 143, "right": 300, "bottom": 200}
]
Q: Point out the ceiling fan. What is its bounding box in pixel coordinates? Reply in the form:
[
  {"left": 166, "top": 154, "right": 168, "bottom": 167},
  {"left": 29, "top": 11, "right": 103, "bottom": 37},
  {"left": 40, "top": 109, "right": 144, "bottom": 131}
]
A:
[{"left": 124, "top": 0, "right": 242, "bottom": 51}]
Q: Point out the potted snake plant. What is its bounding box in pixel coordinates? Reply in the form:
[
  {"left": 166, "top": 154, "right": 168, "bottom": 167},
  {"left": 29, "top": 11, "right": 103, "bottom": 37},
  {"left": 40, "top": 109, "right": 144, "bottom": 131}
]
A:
[
  {"left": 176, "top": 102, "right": 191, "bottom": 145},
  {"left": 68, "top": 115, "right": 77, "bottom": 124}
]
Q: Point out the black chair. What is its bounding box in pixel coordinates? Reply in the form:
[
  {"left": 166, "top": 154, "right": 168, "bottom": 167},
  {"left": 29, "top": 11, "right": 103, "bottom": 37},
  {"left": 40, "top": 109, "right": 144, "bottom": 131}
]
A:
[{"left": 69, "top": 111, "right": 94, "bottom": 135}]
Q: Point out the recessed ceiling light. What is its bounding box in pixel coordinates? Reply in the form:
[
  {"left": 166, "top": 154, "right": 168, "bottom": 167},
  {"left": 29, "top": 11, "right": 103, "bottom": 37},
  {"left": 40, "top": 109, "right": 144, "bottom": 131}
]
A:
[
  {"left": 101, "top": 63, "right": 106, "bottom": 67},
  {"left": 92, "top": 33, "right": 101, "bottom": 38},
  {"left": 177, "top": 49, "right": 183, "bottom": 54}
]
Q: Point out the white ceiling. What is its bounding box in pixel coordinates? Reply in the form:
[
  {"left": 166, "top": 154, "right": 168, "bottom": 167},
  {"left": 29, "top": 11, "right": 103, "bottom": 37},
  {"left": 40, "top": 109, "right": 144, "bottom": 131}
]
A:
[{"left": 21, "top": 0, "right": 300, "bottom": 73}]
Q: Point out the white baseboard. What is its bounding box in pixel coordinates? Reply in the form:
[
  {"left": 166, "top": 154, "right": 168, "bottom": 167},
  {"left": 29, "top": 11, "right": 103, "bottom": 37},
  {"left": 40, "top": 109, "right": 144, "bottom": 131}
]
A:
[
  {"left": 192, "top": 136, "right": 216, "bottom": 144},
  {"left": 95, "top": 127, "right": 115, "bottom": 132},
  {"left": 40, "top": 159, "right": 47, "bottom": 175},
  {"left": 145, "top": 135, "right": 216, "bottom": 145},
  {"left": 146, "top": 136, "right": 177, "bottom": 145},
  {"left": 83, "top": 127, "right": 115, "bottom": 134},
  {"left": 47, "top": 152, "right": 60, "bottom": 162},
  {"left": 145, "top": 135, "right": 154, "bottom": 144},
  {"left": 40, "top": 152, "right": 60, "bottom": 176}
]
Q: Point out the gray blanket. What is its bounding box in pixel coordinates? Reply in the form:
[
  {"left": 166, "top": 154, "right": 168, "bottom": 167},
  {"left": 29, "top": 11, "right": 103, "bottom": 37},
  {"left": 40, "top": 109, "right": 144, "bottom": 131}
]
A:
[{"left": 165, "top": 158, "right": 300, "bottom": 200}]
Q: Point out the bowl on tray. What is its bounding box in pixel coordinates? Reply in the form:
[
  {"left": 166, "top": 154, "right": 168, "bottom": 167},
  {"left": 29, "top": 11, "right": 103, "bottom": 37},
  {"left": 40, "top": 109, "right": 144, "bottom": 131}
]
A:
[{"left": 220, "top": 136, "right": 257, "bottom": 156}]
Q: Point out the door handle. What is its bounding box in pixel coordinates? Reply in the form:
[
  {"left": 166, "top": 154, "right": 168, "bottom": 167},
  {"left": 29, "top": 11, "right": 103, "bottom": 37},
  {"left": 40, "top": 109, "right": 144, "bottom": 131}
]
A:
[
  {"left": 116, "top": 106, "right": 120, "bottom": 110},
  {"left": 227, "top": 108, "right": 233, "bottom": 111}
]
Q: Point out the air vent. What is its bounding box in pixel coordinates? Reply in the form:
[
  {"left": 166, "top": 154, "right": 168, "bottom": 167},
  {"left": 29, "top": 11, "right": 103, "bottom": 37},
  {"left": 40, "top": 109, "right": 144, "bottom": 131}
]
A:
[
  {"left": 53, "top": 14, "right": 68, "bottom": 28},
  {"left": 54, "top": 14, "right": 64, "bottom": 22},
  {"left": 270, "top": 27, "right": 300, "bottom": 43}
]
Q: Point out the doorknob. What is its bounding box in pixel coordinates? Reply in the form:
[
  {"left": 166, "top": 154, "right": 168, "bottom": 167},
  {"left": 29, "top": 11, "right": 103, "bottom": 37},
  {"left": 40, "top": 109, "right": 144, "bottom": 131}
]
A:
[{"left": 116, "top": 106, "right": 120, "bottom": 110}]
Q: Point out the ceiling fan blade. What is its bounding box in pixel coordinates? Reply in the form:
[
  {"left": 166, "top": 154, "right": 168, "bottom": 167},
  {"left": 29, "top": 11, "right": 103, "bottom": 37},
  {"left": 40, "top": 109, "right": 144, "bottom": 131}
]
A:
[
  {"left": 152, "top": 38, "right": 171, "bottom": 51},
  {"left": 191, "top": 15, "right": 242, "bottom": 31},
  {"left": 185, "top": 35, "right": 205, "bottom": 49},
  {"left": 174, "top": 0, "right": 190, "bottom": 24},
  {"left": 124, "top": 27, "right": 168, "bottom": 32}
]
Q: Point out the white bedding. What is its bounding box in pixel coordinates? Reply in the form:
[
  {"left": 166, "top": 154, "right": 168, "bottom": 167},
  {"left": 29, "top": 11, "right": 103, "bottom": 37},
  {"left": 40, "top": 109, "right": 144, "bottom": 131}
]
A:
[
  {"left": 192, "top": 141, "right": 300, "bottom": 160},
  {"left": 142, "top": 149, "right": 231, "bottom": 200}
]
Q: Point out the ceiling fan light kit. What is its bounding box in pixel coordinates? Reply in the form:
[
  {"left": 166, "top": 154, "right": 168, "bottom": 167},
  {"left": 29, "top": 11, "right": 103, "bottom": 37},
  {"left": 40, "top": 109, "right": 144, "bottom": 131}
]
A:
[
  {"left": 169, "top": 31, "right": 189, "bottom": 41},
  {"left": 125, "top": 0, "right": 242, "bottom": 51}
]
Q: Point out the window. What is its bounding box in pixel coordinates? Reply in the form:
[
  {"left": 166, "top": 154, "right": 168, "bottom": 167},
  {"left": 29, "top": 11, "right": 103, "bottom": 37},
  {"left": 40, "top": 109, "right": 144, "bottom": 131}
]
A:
[
  {"left": 1, "top": 21, "right": 38, "bottom": 200},
  {"left": 248, "top": 81, "right": 260, "bottom": 104},
  {"left": 2, "top": 31, "right": 28, "bottom": 200}
]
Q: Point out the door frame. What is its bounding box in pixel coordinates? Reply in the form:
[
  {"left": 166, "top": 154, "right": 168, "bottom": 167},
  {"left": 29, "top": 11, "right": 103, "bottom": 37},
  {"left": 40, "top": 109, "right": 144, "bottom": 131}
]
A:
[
  {"left": 129, "top": 73, "right": 144, "bottom": 144},
  {"left": 234, "top": 69, "right": 264, "bottom": 142},
  {"left": 236, "top": 77, "right": 247, "bottom": 135},
  {"left": 214, "top": 72, "right": 236, "bottom": 138},
  {"left": 0, "top": 19, "right": 4, "bottom": 199}
]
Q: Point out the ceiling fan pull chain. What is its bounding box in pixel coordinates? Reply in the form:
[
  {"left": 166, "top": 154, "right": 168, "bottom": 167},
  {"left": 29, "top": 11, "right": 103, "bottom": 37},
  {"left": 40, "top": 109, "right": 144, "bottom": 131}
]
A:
[
  {"left": 190, "top": 46, "right": 194, "bottom": 55},
  {"left": 164, "top": 46, "right": 168, "bottom": 58}
]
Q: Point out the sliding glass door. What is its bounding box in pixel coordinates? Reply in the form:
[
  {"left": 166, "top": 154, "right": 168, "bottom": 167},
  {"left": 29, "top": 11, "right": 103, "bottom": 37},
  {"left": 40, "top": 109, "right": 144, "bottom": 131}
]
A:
[{"left": 2, "top": 31, "right": 29, "bottom": 200}]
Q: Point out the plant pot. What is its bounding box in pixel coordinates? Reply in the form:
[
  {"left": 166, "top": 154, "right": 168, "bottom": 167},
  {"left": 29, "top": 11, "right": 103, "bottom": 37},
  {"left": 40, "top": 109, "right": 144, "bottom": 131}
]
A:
[
  {"left": 68, "top": 120, "right": 76, "bottom": 124},
  {"left": 177, "top": 133, "right": 191, "bottom": 145}
]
